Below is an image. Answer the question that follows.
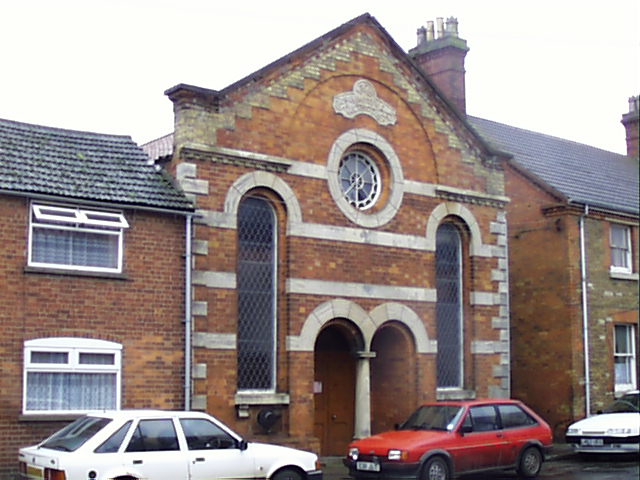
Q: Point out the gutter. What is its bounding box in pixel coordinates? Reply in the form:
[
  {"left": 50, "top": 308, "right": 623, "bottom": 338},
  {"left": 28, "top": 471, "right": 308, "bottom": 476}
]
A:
[{"left": 578, "top": 204, "right": 591, "bottom": 417}]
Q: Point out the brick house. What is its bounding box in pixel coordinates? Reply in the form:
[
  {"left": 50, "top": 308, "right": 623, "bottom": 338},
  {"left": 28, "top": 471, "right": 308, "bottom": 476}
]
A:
[
  {"left": 471, "top": 102, "right": 639, "bottom": 437},
  {"left": 407, "top": 18, "right": 639, "bottom": 438},
  {"left": 0, "top": 118, "right": 193, "bottom": 477},
  {"left": 146, "top": 13, "right": 512, "bottom": 456}
]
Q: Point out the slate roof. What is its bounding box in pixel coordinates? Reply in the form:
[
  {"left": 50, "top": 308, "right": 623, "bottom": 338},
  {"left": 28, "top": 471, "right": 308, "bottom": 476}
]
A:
[
  {"left": 0, "top": 118, "right": 193, "bottom": 212},
  {"left": 469, "top": 116, "right": 639, "bottom": 216}
]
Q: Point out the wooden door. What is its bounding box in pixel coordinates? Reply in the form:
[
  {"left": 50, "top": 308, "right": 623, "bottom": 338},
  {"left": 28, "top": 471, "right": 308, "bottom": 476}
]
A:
[{"left": 314, "top": 326, "right": 356, "bottom": 456}]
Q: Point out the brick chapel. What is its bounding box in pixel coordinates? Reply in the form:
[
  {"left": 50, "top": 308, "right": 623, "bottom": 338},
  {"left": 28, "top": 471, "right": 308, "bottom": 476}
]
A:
[{"left": 149, "top": 13, "right": 511, "bottom": 455}]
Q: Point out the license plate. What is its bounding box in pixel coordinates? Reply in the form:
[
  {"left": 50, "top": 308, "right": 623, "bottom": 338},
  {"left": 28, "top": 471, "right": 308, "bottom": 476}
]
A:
[
  {"left": 581, "top": 438, "right": 604, "bottom": 446},
  {"left": 25, "top": 465, "right": 44, "bottom": 479},
  {"left": 356, "top": 461, "right": 381, "bottom": 472}
]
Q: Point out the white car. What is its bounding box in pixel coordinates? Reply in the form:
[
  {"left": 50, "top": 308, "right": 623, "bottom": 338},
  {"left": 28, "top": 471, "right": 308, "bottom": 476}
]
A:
[
  {"left": 18, "top": 410, "right": 323, "bottom": 480},
  {"left": 566, "top": 391, "right": 639, "bottom": 454}
]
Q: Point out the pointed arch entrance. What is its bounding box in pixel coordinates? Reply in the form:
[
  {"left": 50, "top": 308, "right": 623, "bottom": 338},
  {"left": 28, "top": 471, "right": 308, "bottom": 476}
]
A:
[{"left": 313, "top": 320, "right": 361, "bottom": 456}]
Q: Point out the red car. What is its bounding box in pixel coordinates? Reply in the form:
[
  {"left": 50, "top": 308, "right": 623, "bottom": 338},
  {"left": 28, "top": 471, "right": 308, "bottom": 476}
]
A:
[{"left": 344, "top": 399, "right": 552, "bottom": 480}]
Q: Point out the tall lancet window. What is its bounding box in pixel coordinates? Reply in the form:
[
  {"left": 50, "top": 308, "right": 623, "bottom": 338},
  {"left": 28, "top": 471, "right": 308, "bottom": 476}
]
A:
[
  {"left": 237, "top": 196, "right": 277, "bottom": 392},
  {"left": 436, "top": 223, "right": 463, "bottom": 389}
]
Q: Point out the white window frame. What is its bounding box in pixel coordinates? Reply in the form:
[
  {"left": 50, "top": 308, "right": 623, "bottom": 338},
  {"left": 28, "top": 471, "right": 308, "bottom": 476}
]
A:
[
  {"left": 614, "top": 324, "right": 637, "bottom": 393},
  {"left": 610, "top": 224, "right": 632, "bottom": 274},
  {"left": 28, "top": 203, "right": 129, "bottom": 273},
  {"left": 23, "top": 337, "right": 122, "bottom": 415}
]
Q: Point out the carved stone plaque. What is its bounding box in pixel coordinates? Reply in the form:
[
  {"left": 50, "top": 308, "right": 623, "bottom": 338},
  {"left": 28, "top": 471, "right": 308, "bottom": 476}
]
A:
[{"left": 333, "top": 79, "right": 397, "bottom": 126}]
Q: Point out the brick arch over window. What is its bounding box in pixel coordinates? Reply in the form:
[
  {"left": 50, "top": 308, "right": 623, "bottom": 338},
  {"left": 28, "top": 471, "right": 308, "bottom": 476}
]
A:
[
  {"left": 225, "top": 171, "right": 302, "bottom": 228},
  {"left": 425, "top": 202, "right": 489, "bottom": 256}
]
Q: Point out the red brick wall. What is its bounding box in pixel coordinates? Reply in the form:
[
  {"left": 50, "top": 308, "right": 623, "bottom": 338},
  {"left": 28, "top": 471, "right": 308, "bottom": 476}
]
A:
[{"left": 0, "top": 194, "right": 186, "bottom": 476}]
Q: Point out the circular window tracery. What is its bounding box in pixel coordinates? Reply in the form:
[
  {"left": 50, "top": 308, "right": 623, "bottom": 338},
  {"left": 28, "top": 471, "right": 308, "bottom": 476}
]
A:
[
  {"left": 339, "top": 151, "right": 381, "bottom": 210},
  {"left": 327, "top": 128, "right": 404, "bottom": 228}
]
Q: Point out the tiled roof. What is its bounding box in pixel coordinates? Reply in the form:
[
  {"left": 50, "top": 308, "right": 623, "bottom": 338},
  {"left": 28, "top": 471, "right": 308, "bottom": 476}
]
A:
[
  {"left": 469, "top": 116, "right": 639, "bottom": 216},
  {"left": 0, "top": 118, "right": 193, "bottom": 211}
]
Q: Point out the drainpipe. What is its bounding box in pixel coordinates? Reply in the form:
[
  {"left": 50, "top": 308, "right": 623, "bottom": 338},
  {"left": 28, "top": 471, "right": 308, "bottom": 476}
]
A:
[
  {"left": 579, "top": 205, "right": 591, "bottom": 417},
  {"left": 185, "top": 214, "right": 193, "bottom": 410}
]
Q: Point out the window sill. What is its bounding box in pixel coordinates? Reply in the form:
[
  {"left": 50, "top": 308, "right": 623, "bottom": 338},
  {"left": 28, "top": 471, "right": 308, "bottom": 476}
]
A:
[
  {"left": 436, "top": 389, "right": 477, "bottom": 401},
  {"left": 609, "top": 270, "right": 639, "bottom": 281},
  {"left": 234, "top": 392, "right": 290, "bottom": 406},
  {"left": 24, "top": 266, "right": 129, "bottom": 280},
  {"left": 19, "top": 413, "right": 83, "bottom": 422}
]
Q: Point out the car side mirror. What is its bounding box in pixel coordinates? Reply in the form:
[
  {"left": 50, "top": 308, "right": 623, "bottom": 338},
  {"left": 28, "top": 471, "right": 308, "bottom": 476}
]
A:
[
  {"left": 459, "top": 425, "right": 473, "bottom": 436},
  {"left": 238, "top": 439, "right": 248, "bottom": 451}
]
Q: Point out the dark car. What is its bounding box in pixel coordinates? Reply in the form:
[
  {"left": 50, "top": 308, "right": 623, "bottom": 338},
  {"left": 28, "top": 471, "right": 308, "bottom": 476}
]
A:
[{"left": 344, "top": 399, "right": 552, "bottom": 480}]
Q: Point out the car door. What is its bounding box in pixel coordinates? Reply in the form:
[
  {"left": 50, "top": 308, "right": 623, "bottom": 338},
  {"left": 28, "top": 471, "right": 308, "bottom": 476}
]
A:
[
  {"left": 121, "top": 418, "right": 189, "bottom": 479},
  {"left": 179, "top": 417, "right": 255, "bottom": 480},
  {"left": 453, "top": 405, "right": 507, "bottom": 472},
  {"left": 496, "top": 403, "right": 541, "bottom": 466}
]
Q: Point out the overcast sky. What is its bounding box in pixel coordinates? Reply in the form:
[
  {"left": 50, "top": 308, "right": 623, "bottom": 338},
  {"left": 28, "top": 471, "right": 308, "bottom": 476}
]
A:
[{"left": 1, "top": 0, "right": 638, "bottom": 154}]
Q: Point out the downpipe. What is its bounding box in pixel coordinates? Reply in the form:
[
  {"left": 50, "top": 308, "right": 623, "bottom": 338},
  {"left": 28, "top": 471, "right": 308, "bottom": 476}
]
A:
[{"left": 579, "top": 205, "right": 591, "bottom": 417}]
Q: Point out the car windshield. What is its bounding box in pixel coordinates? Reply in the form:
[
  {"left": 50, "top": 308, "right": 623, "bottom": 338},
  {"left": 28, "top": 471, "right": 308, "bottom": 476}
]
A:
[
  {"left": 604, "top": 393, "right": 640, "bottom": 413},
  {"left": 41, "top": 416, "right": 111, "bottom": 452},
  {"left": 399, "top": 405, "right": 464, "bottom": 431}
]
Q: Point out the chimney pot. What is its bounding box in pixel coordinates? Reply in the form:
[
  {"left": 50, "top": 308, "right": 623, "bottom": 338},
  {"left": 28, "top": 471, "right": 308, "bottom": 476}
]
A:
[
  {"left": 436, "top": 17, "right": 445, "bottom": 38},
  {"left": 445, "top": 17, "right": 459, "bottom": 38},
  {"left": 426, "top": 21, "right": 435, "bottom": 41},
  {"left": 417, "top": 26, "right": 427, "bottom": 46},
  {"left": 621, "top": 94, "right": 640, "bottom": 158}
]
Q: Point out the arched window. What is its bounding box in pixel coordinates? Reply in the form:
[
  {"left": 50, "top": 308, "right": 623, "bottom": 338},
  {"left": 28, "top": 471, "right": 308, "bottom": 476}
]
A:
[
  {"left": 436, "top": 223, "right": 463, "bottom": 389},
  {"left": 237, "top": 196, "right": 277, "bottom": 391}
]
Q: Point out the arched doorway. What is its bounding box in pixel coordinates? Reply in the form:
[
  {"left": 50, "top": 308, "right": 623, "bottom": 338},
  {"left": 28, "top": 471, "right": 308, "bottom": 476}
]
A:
[
  {"left": 313, "top": 321, "right": 359, "bottom": 456},
  {"left": 370, "top": 322, "right": 417, "bottom": 433}
]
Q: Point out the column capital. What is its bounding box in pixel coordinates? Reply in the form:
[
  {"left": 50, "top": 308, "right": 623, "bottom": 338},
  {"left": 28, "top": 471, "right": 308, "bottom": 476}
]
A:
[{"left": 356, "top": 350, "right": 377, "bottom": 359}]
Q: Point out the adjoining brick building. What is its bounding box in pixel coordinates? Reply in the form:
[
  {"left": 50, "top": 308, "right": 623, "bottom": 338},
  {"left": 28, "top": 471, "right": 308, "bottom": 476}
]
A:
[
  {"left": 408, "top": 17, "right": 639, "bottom": 438},
  {"left": 472, "top": 102, "right": 639, "bottom": 438},
  {"left": 0, "top": 118, "right": 193, "bottom": 477},
  {"left": 146, "top": 13, "right": 512, "bottom": 455}
]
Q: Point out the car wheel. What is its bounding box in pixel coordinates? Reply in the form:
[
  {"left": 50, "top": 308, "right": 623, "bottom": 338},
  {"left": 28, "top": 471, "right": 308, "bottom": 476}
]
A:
[
  {"left": 421, "top": 456, "right": 450, "bottom": 480},
  {"left": 271, "top": 468, "right": 303, "bottom": 480},
  {"left": 517, "top": 446, "right": 543, "bottom": 478}
]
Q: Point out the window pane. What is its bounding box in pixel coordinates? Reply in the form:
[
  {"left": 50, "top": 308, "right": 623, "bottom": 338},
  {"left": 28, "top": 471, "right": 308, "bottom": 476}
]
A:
[
  {"left": 498, "top": 405, "right": 536, "bottom": 428},
  {"left": 436, "top": 223, "right": 462, "bottom": 388},
  {"left": 615, "top": 357, "right": 632, "bottom": 385},
  {"left": 470, "top": 406, "right": 498, "bottom": 431},
  {"left": 615, "top": 325, "right": 630, "bottom": 354},
  {"left": 95, "top": 421, "right": 132, "bottom": 453},
  {"left": 237, "top": 198, "right": 276, "bottom": 391},
  {"left": 126, "top": 419, "right": 179, "bottom": 452},
  {"left": 80, "top": 353, "right": 115, "bottom": 365},
  {"left": 180, "top": 418, "right": 236, "bottom": 450},
  {"left": 32, "top": 227, "right": 118, "bottom": 269},
  {"left": 26, "top": 372, "right": 117, "bottom": 411},
  {"left": 31, "top": 351, "right": 68, "bottom": 364},
  {"left": 610, "top": 225, "right": 630, "bottom": 269}
]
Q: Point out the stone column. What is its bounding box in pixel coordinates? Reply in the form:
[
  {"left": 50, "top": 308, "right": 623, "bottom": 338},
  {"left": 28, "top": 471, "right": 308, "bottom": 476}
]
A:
[{"left": 354, "top": 350, "right": 376, "bottom": 439}]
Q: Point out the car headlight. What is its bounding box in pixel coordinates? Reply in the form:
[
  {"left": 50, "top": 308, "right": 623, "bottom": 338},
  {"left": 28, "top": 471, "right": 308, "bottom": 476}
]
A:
[
  {"left": 607, "top": 428, "right": 633, "bottom": 435},
  {"left": 388, "top": 449, "right": 407, "bottom": 461},
  {"left": 566, "top": 428, "right": 579, "bottom": 434},
  {"left": 348, "top": 447, "right": 359, "bottom": 461}
]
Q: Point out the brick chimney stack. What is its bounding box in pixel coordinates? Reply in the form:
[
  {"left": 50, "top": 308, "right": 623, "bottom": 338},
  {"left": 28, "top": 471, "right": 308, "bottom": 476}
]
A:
[
  {"left": 409, "top": 17, "right": 469, "bottom": 114},
  {"left": 621, "top": 95, "right": 639, "bottom": 159}
]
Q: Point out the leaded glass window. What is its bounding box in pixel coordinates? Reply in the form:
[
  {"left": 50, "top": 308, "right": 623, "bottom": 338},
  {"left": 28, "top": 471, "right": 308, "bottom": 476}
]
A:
[
  {"left": 237, "top": 197, "right": 277, "bottom": 391},
  {"left": 436, "top": 223, "right": 463, "bottom": 389}
]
